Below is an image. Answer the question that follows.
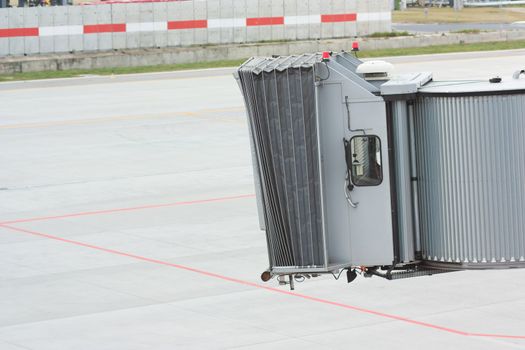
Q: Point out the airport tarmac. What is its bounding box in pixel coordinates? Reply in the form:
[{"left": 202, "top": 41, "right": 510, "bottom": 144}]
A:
[{"left": 1, "top": 49, "right": 525, "bottom": 350}]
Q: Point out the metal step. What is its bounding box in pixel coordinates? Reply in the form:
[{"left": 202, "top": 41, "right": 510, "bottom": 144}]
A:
[{"left": 366, "top": 266, "right": 454, "bottom": 280}]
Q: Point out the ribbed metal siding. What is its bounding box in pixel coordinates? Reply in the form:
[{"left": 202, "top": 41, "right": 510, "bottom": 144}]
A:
[
  {"left": 237, "top": 56, "right": 325, "bottom": 268},
  {"left": 392, "top": 101, "right": 416, "bottom": 263},
  {"left": 415, "top": 94, "right": 525, "bottom": 266}
]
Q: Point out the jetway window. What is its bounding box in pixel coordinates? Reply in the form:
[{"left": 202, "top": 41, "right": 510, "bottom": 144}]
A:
[{"left": 350, "top": 135, "right": 383, "bottom": 186}]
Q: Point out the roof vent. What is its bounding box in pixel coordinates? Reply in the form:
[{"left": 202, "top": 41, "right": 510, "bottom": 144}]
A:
[{"left": 356, "top": 61, "right": 394, "bottom": 81}]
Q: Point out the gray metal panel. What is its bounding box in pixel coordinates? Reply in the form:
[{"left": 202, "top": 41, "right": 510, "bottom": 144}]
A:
[
  {"left": 415, "top": 93, "right": 525, "bottom": 266},
  {"left": 392, "top": 101, "right": 415, "bottom": 263},
  {"left": 315, "top": 81, "right": 353, "bottom": 266},
  {"left": 381, "top": 72, "right": 433, "bottom": 96},
  {"left": 320, "top": 57, "right": 394, "bottom": 267},
  {"left": 344, "top": 100, "right": 394, "bottom": 266},
  {"left": 332, "top": 53, "right": 380, "bottom": 93},
  {"left": 235, "top": 59, "right": 269, "bottom": 233},
  {"left": 420, "top": 79, "right": 525, "bottom": 94}
]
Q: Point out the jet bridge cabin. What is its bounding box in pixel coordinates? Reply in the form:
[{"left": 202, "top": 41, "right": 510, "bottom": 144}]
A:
[{"left": 234, "top": 52, "right": 525, "bottom": 287}]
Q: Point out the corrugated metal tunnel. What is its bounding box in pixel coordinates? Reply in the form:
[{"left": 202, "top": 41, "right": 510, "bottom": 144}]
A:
[{"left": 415, "top": 92, "right": 525, "bottom": 267}]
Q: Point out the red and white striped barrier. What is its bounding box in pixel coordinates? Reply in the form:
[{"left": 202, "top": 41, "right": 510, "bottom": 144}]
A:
[{"left": 0, "top": 12, "right": 390, "bottom": 38}]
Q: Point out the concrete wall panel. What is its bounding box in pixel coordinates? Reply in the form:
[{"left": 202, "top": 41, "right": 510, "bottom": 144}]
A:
[
  {"left": 332, "top": 0, "right": 345, "bottom": 38},
  {"left": 82, "top": 5, "right": 97, "bottom": 25},
  {"left": 53, "top": 7, "right": 68, "bottom": 53},
  {"left": 271, "top": 0, "right": 284, "bottom": 41},
  {"left": 82, "top": 6, "right": 98, "bottom": 51},
  {"left": 193, "top": 0, "right": 207, "bottom": 45},
  {"left": 126, "top": 4, "right": 140, "bottom": 49},
  {"left": 178, "top": 0, "right": 194, "bottom": 46},
  {"left": 320, "top": 0, "right": 333, "bottom": 39},
  {"left": 23, "top": 7, "right": 39, "bottom": 55},
  {"left": 0, "top": 0, "right": 389, "bottom": 57},
  {"left": 295, "top": 0, "right": 309, "bottom": 40},
  {"left": 68, "top": 5, "right": 83, "bottom": 52},
  {"left": 257, "top": 0, "right": 271, "bottom": 43},
  {"left": 0, "top": 9, "right": 8, "bottom": 56},
  {"left": 246, "top": 0, "right": 258, "bottom": 43},
  {"left": 0, "top": 8, "right": 6, "bottom": 28},
  {"left": 283, "top": 0, "right": 296, "bottom": 41},
  {"left": 232, "top": 0, "right": 246, "bottom": 43},
  {"left": 166, "top": 1, "right": 181, "bottom": 47},
  {"left": 356, "top": 0, "right": 370, "bottom": 37},
  {"left": 367, "top": 0, "right": 379, "bottom": 35},
  {"left": 138, "top": 3, "right": 155, "bottom": 48},
  {"left": 96, "top": 5, "right": 112, "bottom": 51},
  {"left": 308, "top": 0, "right": 321, "bottom": 40},
  {"left": 219, "top": 0, "right": 233, "bottom": 44},
  {"left": 153, "top": 2, "right": 168, "bottom": 48},
  {"left": 111, "top": 4, "right": 126, "bottom": 50},
  {"left": 9, "top": 8, "right": 25, "bottom": 56},
  {"left": 206, "top": 0, "right": 220, "bottom": 44},
  {"left": 344, "top": 0, "right": 357, "bottom": 38}
]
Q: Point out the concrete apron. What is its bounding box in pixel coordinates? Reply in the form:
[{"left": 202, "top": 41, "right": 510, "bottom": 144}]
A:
[{"left": 1, "top": 29, "right": 525, "bottom": 74}]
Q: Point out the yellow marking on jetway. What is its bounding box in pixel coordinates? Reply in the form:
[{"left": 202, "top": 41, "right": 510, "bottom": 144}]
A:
[{"left": 0, "top": 106, "right": 245, "bottom": 130}]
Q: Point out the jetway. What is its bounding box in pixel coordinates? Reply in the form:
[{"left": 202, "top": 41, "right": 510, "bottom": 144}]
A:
[{"left": 235, "top": 51, "right": 525, "bottom": 288}]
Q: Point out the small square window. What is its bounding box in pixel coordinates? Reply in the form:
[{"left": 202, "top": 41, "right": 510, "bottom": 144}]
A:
[{"left": 349, "top": 135, "right": 383, "bottom": 186}]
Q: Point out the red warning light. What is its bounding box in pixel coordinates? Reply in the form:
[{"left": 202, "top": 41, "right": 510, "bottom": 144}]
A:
[
  {"left": 322, "top": 51, "right": 330, "bottom": 61},
  {"left": 352, "top": 41, "right": 359, "bottom": 51}
]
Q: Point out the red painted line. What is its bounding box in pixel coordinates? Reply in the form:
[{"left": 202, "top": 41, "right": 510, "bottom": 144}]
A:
[
  {"left": 321, "top": 13, "right": 357, "bottom": 23},
  {"left": 1, "top": 223, "right": 524, "bottom": 341},
  {"left": 168, "top": 20, "right": 207, "bottom": 30},
  {"left": 246, "top": 17, "right": 284, "bottom": 26},
  {"left": 0, "top": 27, "right": 39, "bottom": 38},
  {"left": 84, "top": 24, "right": 127, "bottom": 34},
  {"left": 0, "top": 194, "right": 255, "bottom": 225}
]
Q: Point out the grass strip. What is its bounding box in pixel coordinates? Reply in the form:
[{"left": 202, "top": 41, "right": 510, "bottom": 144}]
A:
[
  {"left": 359, "top": 39, "right": 525, "bottom": 58},
  {"left": 367, "top": 31, "right": 413, "bottom": 38},
  {"left": 0, "top": 59, "right": 247, "bottom": 82},
  {"left": 1, "top": 40, "right": 525, "bottom": 82}
]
